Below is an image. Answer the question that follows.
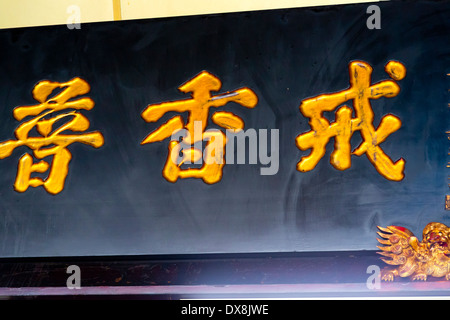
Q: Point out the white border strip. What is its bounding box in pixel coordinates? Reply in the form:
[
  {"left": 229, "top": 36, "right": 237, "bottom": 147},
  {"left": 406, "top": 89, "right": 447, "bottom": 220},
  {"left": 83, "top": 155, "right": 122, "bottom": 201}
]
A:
[{"left": 1, "top": 282, "right": 449, "bottom": 297}]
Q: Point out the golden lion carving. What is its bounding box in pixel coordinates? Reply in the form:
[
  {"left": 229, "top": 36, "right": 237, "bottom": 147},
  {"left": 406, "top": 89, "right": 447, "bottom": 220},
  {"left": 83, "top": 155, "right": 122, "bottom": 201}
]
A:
[{"left": 377, "top": 223, "right": 450, "bottom": 281}]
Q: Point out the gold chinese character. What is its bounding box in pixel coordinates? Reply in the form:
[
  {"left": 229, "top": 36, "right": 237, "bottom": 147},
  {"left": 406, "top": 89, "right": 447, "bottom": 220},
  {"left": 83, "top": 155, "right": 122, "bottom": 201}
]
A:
[
  {"left": 296, "top": 60, "right": 406, "bottom": 181},
  {"left": 141, "top": 71, "right": 258, "bottom": 184},
  {"left": 0, "top": 77, "right": 104, "bottom": 194}
]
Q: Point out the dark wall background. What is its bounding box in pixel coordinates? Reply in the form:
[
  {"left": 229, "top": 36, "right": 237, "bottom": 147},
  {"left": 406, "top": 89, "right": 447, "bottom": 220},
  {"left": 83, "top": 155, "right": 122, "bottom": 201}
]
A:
[{"left": 0, "top": 0, "right": 449, "bottom": 257}]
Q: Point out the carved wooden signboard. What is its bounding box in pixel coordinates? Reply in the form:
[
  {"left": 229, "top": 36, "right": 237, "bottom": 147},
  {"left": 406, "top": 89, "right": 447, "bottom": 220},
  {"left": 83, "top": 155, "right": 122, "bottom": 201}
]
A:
[{"left": 0, "top": 0, "right": 448, "bottom": 258}]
